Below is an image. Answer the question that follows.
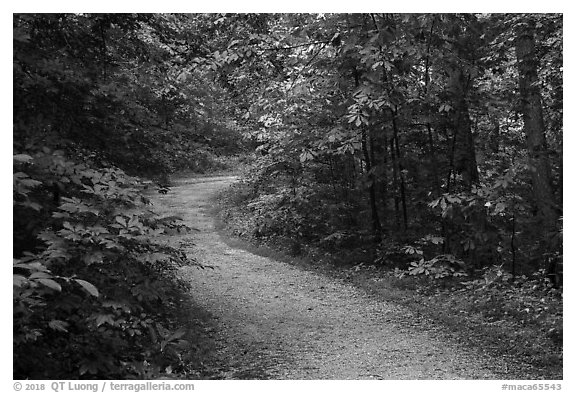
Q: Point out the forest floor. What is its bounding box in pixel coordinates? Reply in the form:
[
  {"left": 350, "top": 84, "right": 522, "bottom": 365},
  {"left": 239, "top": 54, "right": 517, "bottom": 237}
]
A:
[{"left": 150, "top": 175, "right": 541, "bottom": 380}]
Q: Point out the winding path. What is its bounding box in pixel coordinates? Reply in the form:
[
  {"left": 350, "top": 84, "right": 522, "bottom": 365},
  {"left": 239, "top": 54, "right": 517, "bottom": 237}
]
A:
[{"left": 151, "top": 175, "right": 499, "bottom": 379}]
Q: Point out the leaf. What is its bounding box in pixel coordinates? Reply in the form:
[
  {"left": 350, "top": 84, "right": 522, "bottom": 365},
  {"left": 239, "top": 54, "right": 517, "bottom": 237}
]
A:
[
  {"left": 115, "top": 216, "right": 127, "bottom": 227},
  {"left": 439, "top": 104, "right": 453, "bottom": 112},
  {"left": 17, "top": 177, "right": 42, "bottom": 189},
  {"left": 167, "top": 328, "right": 187, "bottom": 342},
  {"left": 429, "top": 236, "right": 444, "bottom": 245},
  {"left": 83, "top": 252, "right": 104, "bottom": 265},
  {"left": 29, "top": 272, "right": 53, "bottom": 279},
  {"left": 75, "top": 279, "right": 99, "bottom": 297},
  {"left": 62, "top": 221, "right": 74, "bottom": 231},
  {"left": 19, "top": 200, "right": 42, "bottom": 211},
  {"left": 14, "top": 261, "right": 49, "bottom": 272},
  {"left": 495, "top": 202, "right": 506, "bottom": 214},
  {"left": 13, "top": 154, "right": 34, "bottom": 163},
  {"left": 102, "top": 301, "right": 131, "bottom": 312},
  {"left": 48, "top": 320, "right": 69, "bottom": 332},
  {"left": 95, "top": 314, "right": 115, "bottom": 327},
  {"left": 38, "top": 278, "right": 62, "bottom": 291},
  {"left": 441, "top": 196, "right": 449, "bottom": 208},
  {"left": 160, "top": 328, "right": 187, "bottom": 352},
  {"left": 13, "top": 274, "right": 28, "bottom": 287},
  {"left": 299, "top": 150, "right": 314, "bottom": 163}
]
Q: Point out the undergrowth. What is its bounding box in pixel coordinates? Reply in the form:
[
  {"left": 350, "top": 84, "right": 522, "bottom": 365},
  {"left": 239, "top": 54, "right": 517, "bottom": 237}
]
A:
[
  {"left": 214, "top": 180, "right": 563, "bottom": 380},
  {"left": 13, "top": 148, "right": 214, "bottom": 379}
]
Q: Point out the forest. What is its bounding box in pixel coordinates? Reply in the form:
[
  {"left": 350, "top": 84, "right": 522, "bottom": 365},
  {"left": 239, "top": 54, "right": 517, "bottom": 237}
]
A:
[{"left": 13, "top": 13, "right": 562, "bottom": 380}]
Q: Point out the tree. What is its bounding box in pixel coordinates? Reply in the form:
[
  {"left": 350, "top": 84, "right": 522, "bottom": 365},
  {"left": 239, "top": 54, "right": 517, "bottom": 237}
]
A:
[
  {"left": 515, "top": 15, "right": 559, "bottom": 231},
  {"left": 13, "top": 13, "right": 249, "bottom": 378},
  {"left": 216, "top": 13, "right": 562, "bottom": 277}
]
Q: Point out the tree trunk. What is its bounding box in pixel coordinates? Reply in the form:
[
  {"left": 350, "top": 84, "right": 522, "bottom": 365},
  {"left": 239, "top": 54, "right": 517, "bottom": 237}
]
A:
[
  {"left": 391, "top": 110, "right": 408, "bottom": 230},
  {"left": 376, "top": 132, "right": 388, "bottom": 226},
  {"left": 389, "top": 137, "right": 401, "bottom": 230},
  {"left": 488, "top": 116, "right": 500, "bottom": 154},
  {"left": 448, "top": 66, "right": 479, "bottom": 190},
  {"left": 515, "top": 17, "right": 559, "bottom": 232},
  {"left": 423, "top": 16, "right": 442, "bottom": 195},
  {"left": 362, "top": 129, "right": 383, "bottom": 236}
]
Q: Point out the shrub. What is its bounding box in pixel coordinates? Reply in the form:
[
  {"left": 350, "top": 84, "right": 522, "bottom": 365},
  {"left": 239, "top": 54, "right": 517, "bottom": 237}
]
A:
[{"left": 14, "top": 148, "right": 201, "bottom": 379}]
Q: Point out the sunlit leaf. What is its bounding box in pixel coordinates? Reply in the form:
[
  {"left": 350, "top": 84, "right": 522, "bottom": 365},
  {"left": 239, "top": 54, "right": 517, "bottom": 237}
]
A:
[
  {"left": 48, "top": 320, "right": 69, "bottom": 332},
  {"left": 75, "top": 279, "right": 99, "bottom": 297},
  {"left": 38, "top": 278, "right": 62, "bottom": 292}
]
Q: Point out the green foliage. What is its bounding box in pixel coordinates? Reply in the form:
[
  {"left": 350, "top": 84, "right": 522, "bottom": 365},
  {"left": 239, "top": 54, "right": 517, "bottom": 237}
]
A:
[
  {"left": 380, "top": 262, "right": 562, "bottom": 375},
  {"left": 13, "top": 14, "right": 257, "bottom": 377},
  {"left": 13, "top": 14, "right": 246, "bottom": 178},
  {"left": 13, "top": 148, "right": 202, "bottom": 379},
  {"left": 218, "top": 158, "right": 367, "bottom": 256},
  {"left": 405, "top": 255, "right": 468, "bottom": 279},
  {"left": 216, "top": 14, "right": 562, "bottom": 374},
  {"left": 458, "top": 266, "right": 563, "bottom": 347},
  {"left": 217, "top": 12, "right": 562, "bottom": 279}
]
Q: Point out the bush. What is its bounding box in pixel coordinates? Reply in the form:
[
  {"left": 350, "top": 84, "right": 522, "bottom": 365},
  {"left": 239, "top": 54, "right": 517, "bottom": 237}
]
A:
[{"left": 14, "top": 148, "right": 202, "bottom": 379}]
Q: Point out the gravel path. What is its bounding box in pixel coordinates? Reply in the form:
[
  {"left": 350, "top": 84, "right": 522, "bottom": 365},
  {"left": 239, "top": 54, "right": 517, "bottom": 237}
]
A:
[{"left": 151, "top": 175, "right": 499, "bottom": 380}]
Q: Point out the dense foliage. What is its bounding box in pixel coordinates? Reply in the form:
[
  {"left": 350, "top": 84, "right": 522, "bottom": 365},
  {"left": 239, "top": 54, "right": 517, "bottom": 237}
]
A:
[
  {"left": 14, "top": 150, "right": 203, "bottom": 378},
  {"left": 215, "top": 13, "right": 563, "bottom": 371},
  {"left": 217, "top": 14, "right": 562, "bottom": 282},
  {"left": 14, "top": 14, "right": 244, "bottom": 178},
  {"left": 13, "top": 13, "right": 247, "bottom": 378},
  {"left": 14, "top": 13, "right": 562, "bottom": 378}
]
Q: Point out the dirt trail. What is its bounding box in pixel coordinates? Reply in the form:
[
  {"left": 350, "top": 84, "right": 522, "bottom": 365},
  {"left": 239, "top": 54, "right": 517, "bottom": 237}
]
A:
[{"left": 151, "top": 175, "right": 499, "bottom": 380}]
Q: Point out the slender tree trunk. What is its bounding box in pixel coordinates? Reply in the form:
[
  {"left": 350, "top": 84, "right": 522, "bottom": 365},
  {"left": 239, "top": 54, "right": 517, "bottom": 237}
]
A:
[
  {"left": 489, "top": 116, "right": 500, "bottom": 154},
  {"left": 362, "top": 129, "right": 383, "bottom": 235},
  {"left": 446, "top": 121, "right": 457, "bottom": 194},
  {"left": 98, "top": 18, "right": 108, "bottom": 80},
  {"left": 426, "top": 124, "right": 441, "bottom": 191},
  {"left": 515, "top": 17, "right": 559, "bottom": 235},
  {"left": 370, "top": 133, "right": 388, "bottom": 231},
  {"left": 376, "top": 132, "right": 388, "bottom": 226},
  {"left": 423, "top": 17, "right": 442, "bottom": 195},
  {"left": 354, "top": 67, "right": 382, "bottom": 237},
  {"left": 328, "top": 155, "right": 339, "bottom": 198},
  {"left": 380, "top": 48, "right": 408, "bottom": 231},
  {"left": 448, "top": 66, "right": 479, "bottom": 190},
  {"left": 389, "top": 137, "right": 401, "bottom": 230},
  {"left": 391, "top": 110, "right": 408, "bottom": 230}
]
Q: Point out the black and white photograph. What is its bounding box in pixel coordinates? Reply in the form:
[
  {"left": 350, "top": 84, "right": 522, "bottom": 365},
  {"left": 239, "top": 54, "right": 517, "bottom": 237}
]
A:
[{"left": 12, "top": 9, "right": 564, "bottom": 389}]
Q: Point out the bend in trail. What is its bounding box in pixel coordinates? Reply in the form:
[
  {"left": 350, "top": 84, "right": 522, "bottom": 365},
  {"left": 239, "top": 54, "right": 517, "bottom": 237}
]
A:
[{"left": 151, "top": 175, "right": 500, "bottom": 380}]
